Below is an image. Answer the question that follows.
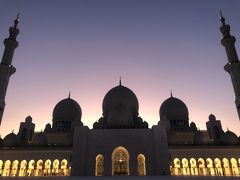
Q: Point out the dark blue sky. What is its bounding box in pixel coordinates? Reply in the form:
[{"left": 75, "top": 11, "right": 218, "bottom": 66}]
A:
[{"left": 0, "top": 0, "right": 240, "bottom": 136}]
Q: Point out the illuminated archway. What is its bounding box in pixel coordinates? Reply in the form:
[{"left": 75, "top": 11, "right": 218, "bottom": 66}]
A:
[
  {"left": 35, "top": 160, "right": 43, "bottom": 176},
  {"left": 10, "top": 160, "right": 18, "bottom": 176},
  {"left": 214, "top": 158, "right": 223, "bottom": 176},
  {"left": 230, "top": 158, "right": 239, "bottom": 176},
  {"left": 19, "top": 160, "right": 27, "bottom": 176},
  {"left": 95, "top": 154, "right": 104, "bottom": 176},
  {"left": 173, "top": 158, "right": 181, "bottom": 175},
  {"left": 27, "top": 160, "right": 35, "bottom": 176},
  {"left": 137, "top": 154, "right": 146, "bottom": 176},
  {"left": 222, "top": 158, "right": 231, "bottom": 176},
  {"left": 44, "top": 159, "right": 51, "bottom": 176},
  {"left": 52, "top": 159, "right": 59, "bottom": 176},
  {"left": 0, "top": 160, "right": 3, "bottom": 176},
  {"left": 198, "top": 158, "right": 206, "bottom": 176},
  {"left": 182, "top": 158, "right": 190, "bottom": 175},
  {"left": 3, "top": 160, "right": 11, "bottom": 176},
  {"left": 206, "top": 158, "right": 215, "bottom": 176},
  {"left": 112, "top": 146, "right": 129, "bottom": 175},
  {"left": 190, "top": 158, "right": 198, "bottom": 175},
  {"left": 60, "top": 159, "right": 68, "bottom": 176}
]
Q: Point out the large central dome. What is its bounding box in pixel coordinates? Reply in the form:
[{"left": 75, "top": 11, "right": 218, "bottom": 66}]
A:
[{"left": 102, "top": 85, "right": 139, "bottom": 117}]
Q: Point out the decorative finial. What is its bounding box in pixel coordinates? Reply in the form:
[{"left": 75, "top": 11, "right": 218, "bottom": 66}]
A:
[
  {"left": 14, "top": 13, "right": 20, "bottom": 28},
  {"left": 68, "top": 91, "right": 71, "bottom": 99},
  {"left": 119, "top": 76, "right": 122, "bottom": 86},
  {"left": 170, "top": 90, "right": 173, "bottom": 98},
  {"left": 227, "top": 127, "right": 229, "bottom": 131},
  {"left": 220, "top": 11, "right": 225, "bottom": 26},
  {"left": 12, "top": 129, "right": 14, "bottom": 133}
]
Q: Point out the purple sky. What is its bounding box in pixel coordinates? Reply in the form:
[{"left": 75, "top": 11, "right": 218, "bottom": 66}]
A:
[{"left": 0, "top": 0, "right": 240, "bottom": 137}]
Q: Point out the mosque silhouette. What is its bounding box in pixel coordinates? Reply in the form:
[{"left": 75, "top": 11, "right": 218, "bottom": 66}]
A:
[{"left": 0, "top": 13, "right": 240, "bottom": 178}]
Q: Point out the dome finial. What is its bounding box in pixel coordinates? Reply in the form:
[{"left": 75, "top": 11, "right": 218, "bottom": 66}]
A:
[
  {"left": 220, "top": 11, "right": 225, "bottom": 26},
  {"left": 119, "top": 76, "right": 122, "bottom": 86},
  {"left": 227, "top": 127, "right": 229, "bottom": 131},
  {"left": 170, "top": 90, "right": 173, "bottom": 98},
  {"left": 14, "top": 13, "right": 20, "bottom": 28},
  {"left": 68, "top": 91, "right": 71, "bottom": 99}
]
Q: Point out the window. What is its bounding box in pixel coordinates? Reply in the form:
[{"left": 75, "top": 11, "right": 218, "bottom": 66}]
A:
[
  {"left": 137, "top": 154, "right": 146, "bottom": 176},
  {"left": 95, "top": 154, "right": 104, "bottom": 176}
]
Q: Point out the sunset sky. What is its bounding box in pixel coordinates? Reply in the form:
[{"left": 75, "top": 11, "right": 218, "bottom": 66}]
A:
[{"left": 0, "top": 0, "right": 240, "bottom": 137}]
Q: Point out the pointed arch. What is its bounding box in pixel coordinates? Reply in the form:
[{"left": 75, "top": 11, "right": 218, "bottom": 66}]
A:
[
  {"left": 198, "top": 158, "right": 206, "bottom": 176},
  {"left": 173, "top": 158, "right": 181, "bottom": 175},
  {"left": 60, "top": 159, "right": 68, "bottom": 176},
  {"left": 27, "top": 160, "right": 35, "bottom": 176},
  {"left": 189, "top": 158, "right": 198, "bottom": 175},
  {"left": 35, "top": 159, "right": 43, "bottom": 176},
  {"left": 222, "top": 158, "right": 231, "bottom": 176},
  {"left": 112, "top": 146, "right": 129, "bottom": 175},
  {"left": 52, "top": 159, "right": 59, "bottom": 176},
  {"left": 19, "top": 160, "right": 27, "bottom": 176},
  {"left": 95, "top": 154, "right": 104, "bottom": 176},
  {"left": 0, "top": 160, "right": 3, "bottom": 176},
  {"left": 182, "top": 158, "right": 190, "bottom": 175},
  {"left": 10, "top": 160, "right": 18, "bottom": 176},
  {"left": 44, "top": 159, "right": 51, "bottom": 176},
  {"left": 137, "top": 154, "right": 146, "bottom": 176},
  {"left": 3, "top": 160, "right": 11, "bottom": 176},
  {"left": 214, "top": 158, "right": 223, "bottom": 176},
  {"left": 206, "top": 158, "right": 215, "bottom": 176},
  {"left": 230, "top": 158, "right": 239, "bottom": 176}
]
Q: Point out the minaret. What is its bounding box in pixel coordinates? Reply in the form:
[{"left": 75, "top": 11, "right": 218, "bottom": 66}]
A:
[
  {"left": 220, "top": 12, "right": 240, "bottom": 120},
  {"left": 0, "top": 15, "right": 20, "bottom": 125}
]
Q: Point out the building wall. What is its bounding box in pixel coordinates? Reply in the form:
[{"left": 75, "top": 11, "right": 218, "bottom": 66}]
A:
[{"left": 71, "top": 125, "right": 169, "bottom": 176}]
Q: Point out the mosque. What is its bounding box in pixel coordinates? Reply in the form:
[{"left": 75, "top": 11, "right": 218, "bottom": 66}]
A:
[{"left": 0, "top": 14, "right": 240, "bottom": 177}]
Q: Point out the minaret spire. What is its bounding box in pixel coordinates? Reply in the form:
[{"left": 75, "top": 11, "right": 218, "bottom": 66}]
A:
[
  {"left": 119, "top": 76, "right": 122, "bottom": 86},
  {"left": 220, "top": 11, "right": 225, "bottom": 26},
  {"left": 0, "top": 15, "right": 20, "bottom": 125},
  {"left": 220, "top": 14, "right": 240, "bottom": 120}
]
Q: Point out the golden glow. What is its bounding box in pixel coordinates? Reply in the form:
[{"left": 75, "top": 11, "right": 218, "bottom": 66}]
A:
[
  {"left": 95, "top": 154, "right": 104, "bottom": 176},
  {"left": 190, "top": 158, "right": 198, "bottom": 175},
  {"left": 230, "top": 158, "right": 239, "bottom": 175},
  {"left": 137, "top": 154, "right": 146, "bottom": 176},
  {"left": 182, "top": 158, "right": 190, "bottom": 175},
  {"left": 0, "top": 159, "right": 70, "bottom": 177},
  {"left": 3, "top": 160, "right": 11, "bottom": 176},
  {"left": 171, "top": 157, "right": 240, "bottom": 176},
  {"left": 112, "top": 146, "right": 129, "bottom": 175}
]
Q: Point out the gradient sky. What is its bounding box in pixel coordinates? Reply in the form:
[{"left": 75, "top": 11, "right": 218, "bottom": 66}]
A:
[{"left": 0, "top": 0, "right": 240, "bottom": 137}]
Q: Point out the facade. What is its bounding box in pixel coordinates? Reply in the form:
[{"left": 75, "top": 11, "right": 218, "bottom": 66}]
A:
[{"left": 0, "top": 14, "right": 240, "bottom": 177}]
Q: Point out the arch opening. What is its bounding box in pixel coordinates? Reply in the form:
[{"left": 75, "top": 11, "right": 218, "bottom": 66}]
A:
[{"left": 112, "top": 146, "right": 129, "bottom": 175}]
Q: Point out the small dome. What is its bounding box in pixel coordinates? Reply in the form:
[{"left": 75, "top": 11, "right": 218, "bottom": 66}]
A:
[
  {"left": 194, "top": 131, "right": 210, "bottom": 145},
  {"left": 53, "top": 97, "right": 82, "bottom": 123},
  {"left": 3, "top": 132, "right": 18, "bottom": 147},
  {"left": 209, "top": 114, "right": 216, "bottom": 121},
  {"left": 160, "top": 96, "right": 189, "bottom": 121},
  {"left": 32, "top": 132, "right": 47, "bottom": 146},
  {"left": 190, "top": 122, "right": 197, "bottom": 131},
  {"left": 102, "top": 85, "right": 139, "bottom": 117},
  {"left": 44, "top": 123, "right": 51, "bottom": 133},
  {"left": 221, "top": 130, "right": 239, "bottom": 145},
  {"left": 25, "top": 116, "right": 32, "bottom": 123}
]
